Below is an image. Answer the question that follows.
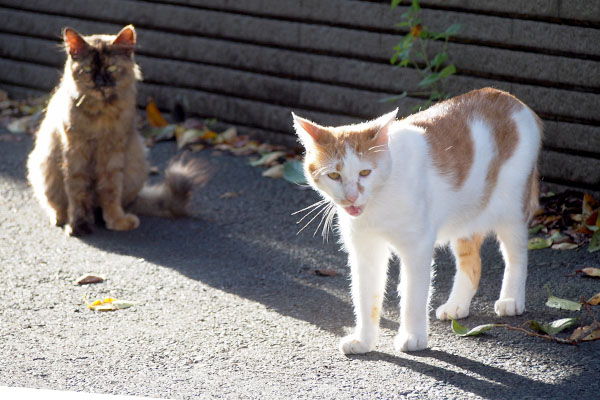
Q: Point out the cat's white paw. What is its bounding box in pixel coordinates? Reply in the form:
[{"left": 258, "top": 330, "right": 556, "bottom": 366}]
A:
[
  {"left": 339, "top": 335, "right": 375, "bottom": 355},
  {"left": 394, "top": 331, "right": 428, "bottom": 352},
  {"left": 494, "top": 298, "right": 524, "bottom": 316},
  {"left": 436, "top": 301, "right": 470, "bottom": 320}
]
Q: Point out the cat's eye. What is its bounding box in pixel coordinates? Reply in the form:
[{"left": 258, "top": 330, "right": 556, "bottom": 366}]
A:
[
  {"left": 107, "top": 65, "right": 118, "bottom": 72},
  {"left": 327, "top": 172, "right": 341, "bottom": 180},
  {"left": 81, "top": 66, "right": 92, "bottom": 72},
  {"left": 359, "top": 169, "right": 371, "bottom": 177}
]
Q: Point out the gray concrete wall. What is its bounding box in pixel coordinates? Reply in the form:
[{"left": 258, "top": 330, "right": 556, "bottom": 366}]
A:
[{"left": 0, "top": 0, "right": 598, "bottom": 191}]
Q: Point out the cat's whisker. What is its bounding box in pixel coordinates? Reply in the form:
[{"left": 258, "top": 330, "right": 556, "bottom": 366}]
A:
[
  {"left": 296, "top": 205, "right": 328, "bottom": 235},
  {"left": 291, "top": 199, "right": 326, "bottom": 216},
  {"left": 322, "top": 204, "right": 337, "bottom": 242},
  {"left": 313, "top": 202, "right": 333, "bottom": 237},
  {"left": 295, "top": 202, "right": 327, "bottom": 226},
  {"left": 368, "top": 144, "right": 387, "bottom": 151}
]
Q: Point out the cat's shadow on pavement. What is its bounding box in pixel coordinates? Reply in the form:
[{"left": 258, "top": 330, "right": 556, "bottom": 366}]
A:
[{"left": 354, "top": 349, "right": 563, "bottom": 398}]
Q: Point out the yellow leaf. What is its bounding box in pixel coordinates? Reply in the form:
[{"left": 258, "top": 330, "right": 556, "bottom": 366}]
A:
[
  {"left": 146, "top": 97, "right": 168, "bottom": 127},
  {"left": 201, "top": 130, "right": 218, "bottom": 141},
  {"left": 83, "top": 295, "right": 136, "bottom": 311}
]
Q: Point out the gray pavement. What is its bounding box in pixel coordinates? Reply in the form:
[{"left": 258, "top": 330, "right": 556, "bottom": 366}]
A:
[{"left": 1, "top": 133, "right": 599, "bottom": 399}]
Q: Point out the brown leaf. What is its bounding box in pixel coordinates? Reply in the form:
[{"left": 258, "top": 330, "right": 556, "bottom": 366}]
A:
[
  {"left": 314, "top": 269, "right": 337, "bottom": 277},
  {"left": 146, "top": 97, "right": 169, "bottom": 127},
  {"left": 586, "top": 293, "right": 600, "bottom": 306},
  {"left": 220, "top": 191, "right": 241, "bottom": 199},
  {"left": 75, "top": 274, "right": 104, "bottom": 285},
  {"left": 570, "top": 324, "right": 600, "bottom": 342}
]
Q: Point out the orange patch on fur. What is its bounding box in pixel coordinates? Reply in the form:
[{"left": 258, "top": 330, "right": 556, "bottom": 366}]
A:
[
  {"left": 303, "top": 123, "right": 382, "bottom": 180},
  {"left": 405, "top": 88, "right": 528, "bottom": 193},
  {"left": 523, "top": 167, "right": 540, "bottom": 220},
  {"left": 370, "top": 305, "right": 379, "bottom": 324},
  {"left": 456, "top": 234, "right": 484, "bottom": 289}
]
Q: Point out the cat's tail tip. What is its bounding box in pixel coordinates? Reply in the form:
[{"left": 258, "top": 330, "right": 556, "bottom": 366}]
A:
[{"left": 131, "top": 155, "right": 211, "bottom": 218}]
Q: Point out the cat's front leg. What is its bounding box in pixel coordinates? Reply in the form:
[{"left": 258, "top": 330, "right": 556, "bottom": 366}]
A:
[
  {"left": 393, "top": 239, "right": 434, "bottom": 352},
  {"left": 97, "top": 154, "right": 139, "bottom": 231},
  {"left": 339, "top": 231, "right": 390, "bottom": 355},
  {"left": 63, "top": 155, "right": 95, "bottom": 236}
]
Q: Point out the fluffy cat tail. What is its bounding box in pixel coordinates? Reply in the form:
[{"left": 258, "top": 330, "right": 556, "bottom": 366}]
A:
[{"left": 129, "top": 157, "right": 208, "bottom": 218}]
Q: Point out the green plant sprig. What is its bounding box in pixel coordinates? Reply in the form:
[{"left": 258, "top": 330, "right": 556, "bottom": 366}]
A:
[{"left": 388, "top": 0, "right": 461, "bottom": 111}]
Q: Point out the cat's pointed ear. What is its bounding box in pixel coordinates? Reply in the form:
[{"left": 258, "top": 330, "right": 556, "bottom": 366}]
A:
[
  {"left": 292, "top": 113, "right": 324, "bottom": 147},
  {"left": 63, "top": 27, "right": 89, "bottom": 58},
  {"left": 373, "top": 108, "right": 397, "bottom": 147},
  {"left": 112, "top": 25, "right": 136, "bottom": 52}
]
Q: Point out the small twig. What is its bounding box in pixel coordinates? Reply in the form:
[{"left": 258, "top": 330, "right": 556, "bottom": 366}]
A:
[{"left": 495, "top": 323, "right": 578, "bottom": 345}]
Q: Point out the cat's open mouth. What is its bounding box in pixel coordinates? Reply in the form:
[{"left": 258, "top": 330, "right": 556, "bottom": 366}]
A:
[{"left": 344, "top": 205, "right": 363, "bottom": 217}]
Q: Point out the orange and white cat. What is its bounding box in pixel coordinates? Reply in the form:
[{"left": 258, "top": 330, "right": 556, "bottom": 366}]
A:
[{"left": 293, "top": 88, "right": 541, "bottom": 354}]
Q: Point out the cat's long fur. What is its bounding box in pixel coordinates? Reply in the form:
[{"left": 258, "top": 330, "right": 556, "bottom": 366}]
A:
[
  {"left": 293, "top": 88, "right": 541, "bottom": 354},
  {"left": 27, "top": 25, "right": 201, "bottom": 235}
]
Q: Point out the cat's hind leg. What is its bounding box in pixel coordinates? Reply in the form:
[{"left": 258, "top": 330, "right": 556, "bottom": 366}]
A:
[
  {"left": 494, "top": 222, "right": 528, "bottom": 316},
  {"left": 339, "top": 232, "right": 390, "bottom": 355},
  {"left": 436, "top": 234, "right": 484, "bottom": 320}
]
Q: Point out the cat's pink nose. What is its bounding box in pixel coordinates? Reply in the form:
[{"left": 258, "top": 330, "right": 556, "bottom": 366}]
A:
[{"left": 345, "top": 193, "right": 358, "bottom": 204}]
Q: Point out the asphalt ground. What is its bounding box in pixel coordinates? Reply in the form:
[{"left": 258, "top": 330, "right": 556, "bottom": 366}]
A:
[{"left": 1, "top": 132, "right": 599, "bottom": 399}]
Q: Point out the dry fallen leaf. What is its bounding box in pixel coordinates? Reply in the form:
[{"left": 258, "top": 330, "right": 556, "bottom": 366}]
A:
[
  {"left": 262, "top": 164, "right": 285, "bottom": 178},
  {"left": 569, "top": 324, "right": 600, "bottom": 342},
  {"left": 146, "top": 97, "right": 169, "bottom": 127},
  {"left": 580, "top": 267, "right": 600, "bottom": 278},
  {"left": 314, "top": 269, "right": 337, "bottom": 277},
  {"left": 75, "top": 274, "right": 105, "bottom": 285},
  {"left": 83, "top": 296, "right": 136, "bottom": 311},
  {"left": 587, "top": 293, "right": 600, "bottom": 306},
  {"left": 551, "top": 242, "right": 578, "bottom": 250},
  {"left": 220, "top": 191, "right": 241, "bottom": 199}
]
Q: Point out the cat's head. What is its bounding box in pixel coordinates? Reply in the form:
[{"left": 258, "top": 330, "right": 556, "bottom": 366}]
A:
[
  {"left": 63, "top": 25, "right": 140, "bottom": 100},
  {"left": 293, "top": 109, "right": 397, "bottom": 218}
]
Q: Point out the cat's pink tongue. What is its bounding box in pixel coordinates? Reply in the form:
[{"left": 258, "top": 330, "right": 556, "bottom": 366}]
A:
[{"left": 344, "top": 206, "right": 363, "bottom": 217}]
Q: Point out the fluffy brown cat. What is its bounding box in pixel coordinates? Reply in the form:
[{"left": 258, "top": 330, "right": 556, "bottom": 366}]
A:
[{"left": 27, "top": 25, "right": 201, "bottom": 236}]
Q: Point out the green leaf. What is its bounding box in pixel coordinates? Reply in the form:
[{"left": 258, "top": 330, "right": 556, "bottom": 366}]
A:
[
  {"left": 451, "top": 318, "right": 496, "bottom": 337},
  {"left": 417, "top": 72, "right": 441, "bottom": 88},
  {"left": 528, "top": 237, "right": 553, "bottom": 250},
  {"left": 444, "top": 23, "right": 461, "bottom": 36},
  {"left": 379, "top": 92, "right": 408, "bottom": 103},
  {"left": 411, "top": 0, "right": 421, "bottom": 12},
  {"left": 283, "top": 160, "right": 308, "bottom": 185},
  {"left": 588, "top": 230, "right": 600, "bottom": 253},
  {"left": 391, "top": 0, "right": 403, "bottom": 9},
  {"left": 528, "top": 224, "right": 544, "bottom": 235},
  {"left": 431, "top": 52, "right": 448, "bottom": 68},
  {"left": 529, "top": 318, "right": 578, "bottom": 335},
  {"left": 545, "top": 285, "right": 582, "bottom": 311},
  {"left": 439, "top": 64, "right": 457, "bottom": 78},
  {"left": 111, "top": 300, "right": 137, "bottom": 310}
]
